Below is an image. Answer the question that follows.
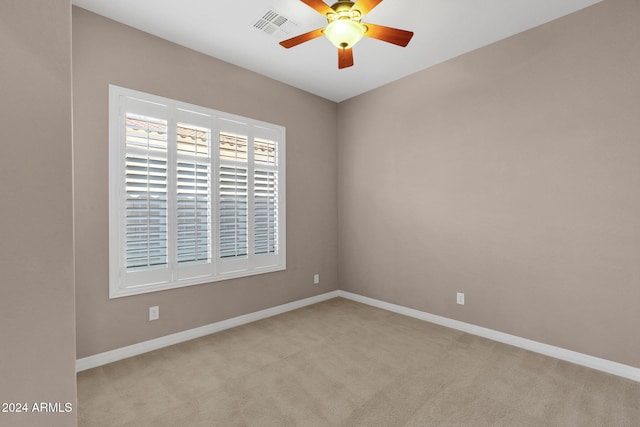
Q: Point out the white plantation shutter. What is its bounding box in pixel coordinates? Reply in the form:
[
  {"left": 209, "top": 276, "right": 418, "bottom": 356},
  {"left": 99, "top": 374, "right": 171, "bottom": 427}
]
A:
[
  {"left": 216, "top": 119, "right": 252, "bottom": 275},
  {"left": 254, "top": 170, "right": 277, "bottom": 254},
  {"left": 176, "top": 123, "right": 211, "bottom": 265},
  {"left": 218, "top": 133, "right": 249, "bottom": 260},
  {"left": 124, "top": 114, "right": 169, "bottom": 270},
  {"left": 219, "top": 165, "right": 248, "bottom": 258},
  {"left": 176, "top": 161, "right": 210, "bottom": 263},
  {"left": 254, "top": 138, "right": 278, "bottom": 257},
  {"left": 110, "top": 86, "right": 285, "bottom": 298}
]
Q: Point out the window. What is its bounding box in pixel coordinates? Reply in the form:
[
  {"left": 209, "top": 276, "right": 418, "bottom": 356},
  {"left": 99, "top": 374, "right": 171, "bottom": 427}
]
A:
[{"left": 109, "top": 85, "right": 285, "bottom": 298}]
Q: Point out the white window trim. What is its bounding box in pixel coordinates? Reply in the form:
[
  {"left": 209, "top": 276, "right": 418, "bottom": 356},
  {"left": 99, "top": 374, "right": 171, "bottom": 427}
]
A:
[{"left": 109, "top": 85, "right": 286, "bottom": 298}]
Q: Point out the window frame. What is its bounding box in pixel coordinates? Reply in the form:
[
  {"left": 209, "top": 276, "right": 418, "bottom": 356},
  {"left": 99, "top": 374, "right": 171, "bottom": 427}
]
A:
[{"left": 109, "top": 85, "right": 286, "bottom": 298}]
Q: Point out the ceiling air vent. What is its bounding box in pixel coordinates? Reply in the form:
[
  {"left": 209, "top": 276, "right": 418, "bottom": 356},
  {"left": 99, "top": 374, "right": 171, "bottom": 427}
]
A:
[{"left": 253, "top": 9, "right": 298, "bottom": 37}]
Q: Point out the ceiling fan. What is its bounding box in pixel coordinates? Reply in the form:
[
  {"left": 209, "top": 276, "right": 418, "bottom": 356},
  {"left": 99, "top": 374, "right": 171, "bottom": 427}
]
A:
[{"left": 279, "top": 0, "right": 414, "bottom": 69}]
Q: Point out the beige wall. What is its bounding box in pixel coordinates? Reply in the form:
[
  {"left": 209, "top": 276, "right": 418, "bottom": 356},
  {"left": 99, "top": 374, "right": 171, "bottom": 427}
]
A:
[
  {"left": 338, "top": 0, "right": 640, "bottom": 368},
  {"left": 0, "top": 1, "right": 77, "bottom": 426},
  {"left": 72, "top": 8, "right": 338, "bottom": 358}
]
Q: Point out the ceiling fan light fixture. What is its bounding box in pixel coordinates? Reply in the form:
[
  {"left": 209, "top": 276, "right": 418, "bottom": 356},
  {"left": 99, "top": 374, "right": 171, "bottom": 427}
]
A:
[
  {"left": 324, "top": 19, "right": 365, "bottom": 49},
  {"left": 279, "top": 0, "right": 413, "bottom": 69}
]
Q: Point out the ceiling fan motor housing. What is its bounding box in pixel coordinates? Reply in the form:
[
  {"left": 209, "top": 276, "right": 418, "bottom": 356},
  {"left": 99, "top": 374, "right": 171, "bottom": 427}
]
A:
[
  {"left": 327, "top": 1, "right": 362, "bottom": 22},
  {"left": 329, "top": 1, "right": 358, "bottom": 15}
]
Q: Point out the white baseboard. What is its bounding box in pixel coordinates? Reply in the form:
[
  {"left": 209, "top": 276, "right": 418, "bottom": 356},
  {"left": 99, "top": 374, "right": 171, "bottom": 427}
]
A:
[
  {"left": 76, "top": 290, "right": 340, "bottom": 372},
  {"left": 77, "top": 289, "right": 639, "bottom": 383},
  {"left": 337, "top": 290, "right": 640, "bottom": 383}
]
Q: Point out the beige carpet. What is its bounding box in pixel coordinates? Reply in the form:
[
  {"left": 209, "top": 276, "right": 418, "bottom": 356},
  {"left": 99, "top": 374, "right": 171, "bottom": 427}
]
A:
[{"left": 77, "top": 298, "right": 640, "bottom": 426}]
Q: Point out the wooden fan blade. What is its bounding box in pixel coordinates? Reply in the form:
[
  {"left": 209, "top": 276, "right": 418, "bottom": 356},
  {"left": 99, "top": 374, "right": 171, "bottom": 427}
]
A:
[
  {"left": 338, "top": 48, "right": 354, "bottom": 69},
  {"left": 280, "top": 28, "right": 325, "bottom": 48},
  {"left": 300, "top": 0, "right": 334, "bottom": 16},
  {"left": 352, "top": 0, "right": 383, "bottom": 16},
  {"left": 364, "top": 23, "right": 414, "bottom": 47}
]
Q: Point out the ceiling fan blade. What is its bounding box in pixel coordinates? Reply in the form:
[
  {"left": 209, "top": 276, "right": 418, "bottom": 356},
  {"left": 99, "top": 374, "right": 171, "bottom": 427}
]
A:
[
  {"left": 300, "top": 0, "right": 334, "bottom": 16},
  {"left": 280, "top": 28, "right": 325, "bottom": 48},
  {"left": 363, "top": 23, "right": 414, "bottom": 47},
  {"left": 338, "top": 48, "right": 354, "bottom": 69},
  {"left": 352, "top": 0, "right": 383, "bottom": 16}
]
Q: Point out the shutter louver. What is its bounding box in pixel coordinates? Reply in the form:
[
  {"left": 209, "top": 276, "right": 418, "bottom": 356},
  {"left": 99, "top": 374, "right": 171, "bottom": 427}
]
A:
[
  {"left": 176, "top": 123, "right": 211, "bottom": 265},
  {"left": 124, "top": 114, "right": 168, "bottom": 270}
]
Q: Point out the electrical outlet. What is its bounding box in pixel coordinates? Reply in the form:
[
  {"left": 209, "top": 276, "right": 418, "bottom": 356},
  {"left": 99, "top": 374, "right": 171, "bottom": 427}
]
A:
[
  {"left": 149, "top": 306, "right": 159, "bottom": 321},
  {"left": 313, "top": 273, "right": 320, "bottom": 284},
  {"left": 456, "top": 293, "right": 465, "bottom": 305}
]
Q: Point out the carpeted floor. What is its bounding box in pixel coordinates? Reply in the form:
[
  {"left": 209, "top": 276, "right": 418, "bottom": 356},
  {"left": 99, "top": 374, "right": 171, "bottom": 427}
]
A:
[{"left": 77, "top": 297, "right": 640, "bottom": 426}]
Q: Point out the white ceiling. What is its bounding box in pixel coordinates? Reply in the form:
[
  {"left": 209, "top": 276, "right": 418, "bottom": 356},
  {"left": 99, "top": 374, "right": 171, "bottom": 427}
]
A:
[{"left": 72, "top": 0, "right": 601, "bottom": 102}]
